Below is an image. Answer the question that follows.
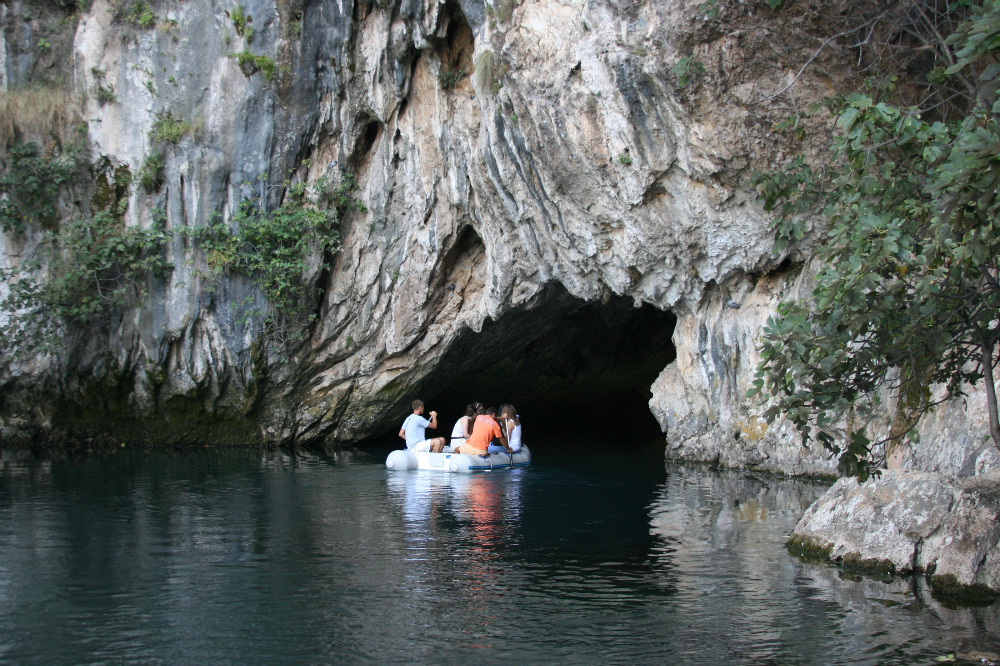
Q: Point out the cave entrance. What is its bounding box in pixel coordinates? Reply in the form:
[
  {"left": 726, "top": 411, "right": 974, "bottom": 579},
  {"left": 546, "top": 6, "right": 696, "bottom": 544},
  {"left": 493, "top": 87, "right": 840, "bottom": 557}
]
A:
[{"left": 414, "top": 283, "right": 676, "bottom": 446}]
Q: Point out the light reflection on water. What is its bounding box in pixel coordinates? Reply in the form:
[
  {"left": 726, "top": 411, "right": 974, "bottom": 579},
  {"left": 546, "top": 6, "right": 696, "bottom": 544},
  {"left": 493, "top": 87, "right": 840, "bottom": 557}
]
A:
[{"left": 0, "top": 444, "right": 997, "bottom": 664}]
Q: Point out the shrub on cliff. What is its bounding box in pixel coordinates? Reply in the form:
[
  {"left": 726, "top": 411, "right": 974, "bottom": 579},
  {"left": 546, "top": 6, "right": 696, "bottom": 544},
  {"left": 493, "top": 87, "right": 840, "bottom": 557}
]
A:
[
  {"left": 0, "top": 210, "right": 171, "bottom": 360},
  {"left": 0, "top": 142, "right": 76, "bottom": 234},
  {"left": 185, "top": 175, "right": 364, "bottom": 349},
  {"left": 750, "top": 0, "right": 1000, "bottom": 479}
]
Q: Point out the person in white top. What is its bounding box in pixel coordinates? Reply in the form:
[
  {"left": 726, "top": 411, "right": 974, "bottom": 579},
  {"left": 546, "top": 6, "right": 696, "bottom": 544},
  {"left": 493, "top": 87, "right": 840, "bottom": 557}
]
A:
[
  {"left": 501, "top": 403, "right": 522, "bottom": 453},
  {"left": 450, "top": 402, "right": 480, "bottom": 449},
  {"left": 398, "top": 399, "right": 446, "bottom": 452}
]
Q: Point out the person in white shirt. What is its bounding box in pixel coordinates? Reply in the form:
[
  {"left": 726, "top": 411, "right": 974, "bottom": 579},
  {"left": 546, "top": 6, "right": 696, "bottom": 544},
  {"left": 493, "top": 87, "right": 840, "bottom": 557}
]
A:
[
  {"left": 450, "top": 402, "right": 480, "bottom": 449},
  {"left": 398, "top": 399, "right": 446, "bottom": 452},
  {"left": 501, "top": 403, "right": 522, "bottom": 453}
]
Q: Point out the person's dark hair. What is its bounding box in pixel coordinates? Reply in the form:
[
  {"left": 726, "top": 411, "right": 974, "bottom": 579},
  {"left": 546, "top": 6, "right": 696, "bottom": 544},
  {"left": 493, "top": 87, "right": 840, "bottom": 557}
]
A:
[
  {"left": 464, "top": 403, "right": 477, "bottom": 419},
  {"left": 501, "top": 403, "right": 520, "bottom": 427},
  {"left": 412, "top": 399, "right": 424, "bottom": 411},
  {"left": 486, "top": 406, "right": 497, "bottom": 417},
  {"left": 475, "top": 404, "right": 487, "bottom": 416}
]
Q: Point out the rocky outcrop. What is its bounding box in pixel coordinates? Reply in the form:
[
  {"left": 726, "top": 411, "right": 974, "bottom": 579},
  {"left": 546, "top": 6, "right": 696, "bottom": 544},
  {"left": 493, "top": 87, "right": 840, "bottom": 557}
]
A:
[
  {"left": 789, "top": 470, "right": 1000, "bottom": 598},
  {"left": 649, "top": 260, "right": 840, "bottom": 477}
]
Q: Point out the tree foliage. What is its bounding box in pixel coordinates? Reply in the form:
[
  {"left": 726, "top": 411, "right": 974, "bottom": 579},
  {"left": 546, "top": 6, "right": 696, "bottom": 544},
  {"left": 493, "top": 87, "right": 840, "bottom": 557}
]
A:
[
  {"left": 750, "top": 0, "right": 1000, "bottom": 479},
  {"left": 0, "top": 142, "right": 76, "bottom": 234},
  {"left": 0, "top": 209, "right": 171, "bottom": 360}
]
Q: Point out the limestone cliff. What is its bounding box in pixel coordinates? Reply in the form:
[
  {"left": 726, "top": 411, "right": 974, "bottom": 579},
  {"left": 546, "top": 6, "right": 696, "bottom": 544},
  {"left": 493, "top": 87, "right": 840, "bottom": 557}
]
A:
[{"left": 2, "top": 0, "right": 817, "bottom": 445}]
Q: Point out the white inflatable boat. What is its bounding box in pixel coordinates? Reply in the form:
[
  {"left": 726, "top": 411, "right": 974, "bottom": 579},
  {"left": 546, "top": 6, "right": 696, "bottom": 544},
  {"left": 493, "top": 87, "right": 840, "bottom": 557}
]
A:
[{"left": 385, "top": 445, "right": 532, "bottom": 473}]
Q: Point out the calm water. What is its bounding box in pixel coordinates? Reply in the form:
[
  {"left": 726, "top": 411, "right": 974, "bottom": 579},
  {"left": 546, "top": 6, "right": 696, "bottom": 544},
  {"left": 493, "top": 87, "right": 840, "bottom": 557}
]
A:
[{"left": 1, "top": 439, "right": 998, "bottom": 665}]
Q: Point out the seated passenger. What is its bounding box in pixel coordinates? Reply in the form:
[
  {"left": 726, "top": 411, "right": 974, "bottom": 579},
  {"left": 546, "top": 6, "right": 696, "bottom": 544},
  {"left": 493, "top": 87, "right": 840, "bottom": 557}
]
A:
[
  {"left": 456, "top": 406, "right": 507, "bottom": 456},
  {"left": 398, "top": 399, "right": 446, "bottom": 453},
  {"left": 486, "top": 406, "right": 511, "bottom": 453},
  {"left": 501, "top": 404, "right": 522, "bottom": 453},
  {"left": 450, "top": 402, "right": 480, "bottom": 450}
]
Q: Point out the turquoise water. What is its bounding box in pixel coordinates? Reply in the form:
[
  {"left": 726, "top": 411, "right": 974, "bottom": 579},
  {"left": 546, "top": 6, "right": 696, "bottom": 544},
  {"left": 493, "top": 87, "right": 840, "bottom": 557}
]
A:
[{"left": 1, "top": 439, "right": 997, "bottom": 664}]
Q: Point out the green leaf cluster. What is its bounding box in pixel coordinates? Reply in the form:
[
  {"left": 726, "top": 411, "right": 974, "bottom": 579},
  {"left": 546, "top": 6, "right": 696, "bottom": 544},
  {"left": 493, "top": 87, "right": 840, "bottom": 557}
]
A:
[
  {"left": 672, "top": 55, "right": 706, "bottom": 88},
  {"left": 140, "top": 113, "right": 191, "bottom": 193},
  {"left": 149, "top": 112, "right": 191, "bottom": 145},
  {"left": 184, "top": 175, "right": 363, "bottom": 342},
  {"left": 0, "top": 143, "right": 76, "bottom": 234},
  {"left": 113, "top": 0, "right": 156, "bottom": 29},
  {"left": 230, "top": 50, "right": 277, "bottom": 81},
  {"left": 439, "top": 67, "right": 468, "bottom": 90},
  {"left": 139, "top": 151, "right": 164, "bottom": 193},
  {"left": 750, "top": 1, "right": 1000, "bottom": 478},
  {"left": 229, "top": 4, "right": 254, "bottom": 42},
  {"left": 0, "top": 211, "right": 171, "bottom": 359}
]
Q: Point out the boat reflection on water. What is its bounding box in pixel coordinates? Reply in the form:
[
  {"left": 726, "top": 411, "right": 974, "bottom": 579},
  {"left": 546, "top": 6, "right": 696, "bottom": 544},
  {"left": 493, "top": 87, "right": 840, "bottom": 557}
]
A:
[
  {"left": 385, "top": 469, "right": 525, "bottom": 548},
  {"left": 384, "top": 468, "right": 527, "bottom": 638}
]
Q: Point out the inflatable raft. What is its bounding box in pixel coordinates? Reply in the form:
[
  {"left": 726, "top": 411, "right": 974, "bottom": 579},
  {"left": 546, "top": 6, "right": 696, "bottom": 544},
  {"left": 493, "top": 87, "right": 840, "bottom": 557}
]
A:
[{"left": 385, "top": 445, "right": 532, "bottom": 473}]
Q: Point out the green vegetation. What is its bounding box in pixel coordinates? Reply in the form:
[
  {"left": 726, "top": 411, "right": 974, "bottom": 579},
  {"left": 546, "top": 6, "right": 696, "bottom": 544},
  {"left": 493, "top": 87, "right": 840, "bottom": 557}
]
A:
[
  {"left": 618, "top": 152, "right": 632, "bottom": 166},
  {"left": 95, "top": 84, "right": 117, "bottom": 105},
  {"left": 185, "top": 175, "right": 364, "bottom": 344},
  {"left": 135, "top": 6, "right": 156, "bottom": 29},
  {"left": 0, "top": 142, "right": 76, "bottom": 234},
  {"left": 672, "top": 55, "right": 705, "bottom": 88},
  {"left": 113, "top": 0, "right": 156, "bottom": 29},
  {"left": 438, "top": 66, "right": 468, "bottom": 90},
  {"left": 229, "top": 4, "right": 254, "bottom": 42},
  {"left": 149, "top": 111, "right": 191, "bottom": 144},
  {"left": 0, "top": 141, "right": 168, "bottom": 361},
  {"left": 699, "top": 0, "right": 720, "bottom": 20},
  {"left": 230, "top": 50, "right": 277, "bottom": 81},
  {"left": 138, "top": 113, "right": 192, "bottom": 193},
  {"left": 749, "top": 1, "right": 1000, "bottom": 479},
  {"left": 139, "top": 151, "right": 164, "bottom": 192},
  {"left": 0, "top": 209, "right": 171, "bottom": 360}
]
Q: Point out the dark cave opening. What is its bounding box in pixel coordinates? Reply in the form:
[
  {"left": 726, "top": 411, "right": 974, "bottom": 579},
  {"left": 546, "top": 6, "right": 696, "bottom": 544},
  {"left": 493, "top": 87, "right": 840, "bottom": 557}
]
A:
[{"left": 369, "top": 283, "right": 676, "bottom": 448}]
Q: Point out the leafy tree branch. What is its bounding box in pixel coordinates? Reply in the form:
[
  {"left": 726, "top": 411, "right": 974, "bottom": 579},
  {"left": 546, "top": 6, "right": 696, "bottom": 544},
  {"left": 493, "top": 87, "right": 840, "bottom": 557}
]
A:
[{"left": 750, "top": 0, "right": 1000, "bottom": 479}]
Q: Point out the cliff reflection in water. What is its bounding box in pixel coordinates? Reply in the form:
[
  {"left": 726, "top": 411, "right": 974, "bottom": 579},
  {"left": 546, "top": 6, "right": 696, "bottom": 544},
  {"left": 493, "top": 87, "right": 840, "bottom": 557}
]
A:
[{"left": 647, "top": 465, "right": 1000, "bottom": 661}]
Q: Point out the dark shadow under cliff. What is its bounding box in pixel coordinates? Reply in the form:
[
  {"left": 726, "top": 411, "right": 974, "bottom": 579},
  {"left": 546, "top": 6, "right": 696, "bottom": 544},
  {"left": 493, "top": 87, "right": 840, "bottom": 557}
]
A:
[{"left": 372, "top": 283, "right": 676, "bottom": 444}]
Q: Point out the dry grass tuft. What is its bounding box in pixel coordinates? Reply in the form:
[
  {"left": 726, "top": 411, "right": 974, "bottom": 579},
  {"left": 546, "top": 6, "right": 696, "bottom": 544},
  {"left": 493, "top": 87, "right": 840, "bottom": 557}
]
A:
[
  {"left": 0, "top": 86, "right": 82, "bottom": 147},
  {"left": 474, "top": 50, "right": 494, "bottom": 92}
]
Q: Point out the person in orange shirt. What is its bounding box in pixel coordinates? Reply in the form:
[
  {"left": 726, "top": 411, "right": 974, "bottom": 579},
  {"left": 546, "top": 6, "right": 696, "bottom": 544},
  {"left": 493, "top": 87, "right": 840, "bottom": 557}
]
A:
[{"left": 455, "top": 406, "right": 508, "bottom": 455}]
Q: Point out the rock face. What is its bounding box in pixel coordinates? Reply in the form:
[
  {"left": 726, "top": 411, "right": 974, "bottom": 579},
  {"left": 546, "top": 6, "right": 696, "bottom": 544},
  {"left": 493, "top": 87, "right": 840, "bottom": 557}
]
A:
[
  {"left": 789, "top": 470, "right": 1000, "bottom": 599},
  {"left": 649, "top": 261, "right": 840, "bottom": 477},
  {"left": 2, "top": 0, "right": 820, "bottom": 444},
  {"left": 2, "top": 0, "right": 999, "bottom": 593}
]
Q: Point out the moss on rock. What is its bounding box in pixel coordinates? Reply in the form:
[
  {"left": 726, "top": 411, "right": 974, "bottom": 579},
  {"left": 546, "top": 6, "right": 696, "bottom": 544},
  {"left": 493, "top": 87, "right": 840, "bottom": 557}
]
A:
[
  {"left": 928, "top": 574, "right": 1000, "bottom": 607},
  {"left": 786, "top": 535, "right": 834, "bottom": 564}
]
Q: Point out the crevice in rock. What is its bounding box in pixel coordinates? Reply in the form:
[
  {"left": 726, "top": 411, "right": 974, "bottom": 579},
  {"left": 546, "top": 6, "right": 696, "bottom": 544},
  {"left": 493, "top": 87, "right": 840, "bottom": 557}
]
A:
[
  {"left": 426, "top": 223, "right": 486, "bottom": 322},
  {"left": 433, "top": 2, "right": 474, "bottom": 92},
  {"left": 346, "top": 116, "right": 382, "bottom": 172}
]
